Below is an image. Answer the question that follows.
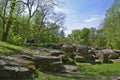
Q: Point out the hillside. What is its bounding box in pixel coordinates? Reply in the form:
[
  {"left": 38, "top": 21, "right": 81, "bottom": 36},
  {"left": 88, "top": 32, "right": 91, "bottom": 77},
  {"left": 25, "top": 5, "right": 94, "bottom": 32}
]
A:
[
  {"left": 0, "top": 41, "right": 23, "bottom": 56},
  {"left": 0, "top": 42, "right": 120, "bottom": 80}
]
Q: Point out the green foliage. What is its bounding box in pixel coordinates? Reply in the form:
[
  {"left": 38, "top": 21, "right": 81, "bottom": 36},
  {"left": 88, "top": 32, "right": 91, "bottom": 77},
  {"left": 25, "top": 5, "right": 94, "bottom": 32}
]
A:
[
  {"left": 102, "top": 0, "right": 120, "bottom": 49},
  {"left": 67, "top": 28, "right": 91, "bottom": 46},
  {"left": 0, "top": 0, "right": 65, "bottom": 45}
]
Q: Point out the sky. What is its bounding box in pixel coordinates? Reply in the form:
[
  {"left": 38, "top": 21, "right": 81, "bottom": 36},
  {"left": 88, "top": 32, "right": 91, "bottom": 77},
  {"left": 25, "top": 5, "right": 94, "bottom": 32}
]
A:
[{"left": 55, "top": 0, "right": 114, "bottom": 35}]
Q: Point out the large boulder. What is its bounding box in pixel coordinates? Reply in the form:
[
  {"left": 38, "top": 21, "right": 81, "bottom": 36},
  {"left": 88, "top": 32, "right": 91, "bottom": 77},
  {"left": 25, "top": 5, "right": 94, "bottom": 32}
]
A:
[
  {"left": 61, "top": 43, "right": 74, "bottom": 52},
  {"left": 102, "top": 49, "right": 119, "bottom": 59},
  {"left": 95, "top": 50, "right": 110, "bottom": 63},
  {"left": 75, "top": 45, "right": 95, "bottom": 63},
  {"left": 33, "top": 56, "right": 65, "bottom": 71},
  {"left": 108, "top": 52, "right": 119, "bottom": 59},
  {"left": 61, "top": 44, "right": 75, "bottom": 62},
  {"left": 0, "top": 56, "right": 34, "bottom": 80},
  {"left": 76, "top": 45, "right": 89, "bottom": 55},
  {"left": 113, "top": 50, "right": 120, "bottom": 57}
]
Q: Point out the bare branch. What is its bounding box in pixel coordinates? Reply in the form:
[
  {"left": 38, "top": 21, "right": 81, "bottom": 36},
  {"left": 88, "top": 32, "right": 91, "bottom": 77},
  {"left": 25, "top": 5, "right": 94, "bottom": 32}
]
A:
[
  {"left": 31, "top": 5, "right": 39, "bottom": 18},
  {"left": 16, "top": 1, "right": 27, "bottom": 5}
]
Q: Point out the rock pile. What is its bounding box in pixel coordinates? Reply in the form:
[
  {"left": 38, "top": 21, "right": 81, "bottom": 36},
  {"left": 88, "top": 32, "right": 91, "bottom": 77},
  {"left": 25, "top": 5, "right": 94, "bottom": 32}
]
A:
[{"left": 0, "top": 43, "right": 120, "bottom": 80}]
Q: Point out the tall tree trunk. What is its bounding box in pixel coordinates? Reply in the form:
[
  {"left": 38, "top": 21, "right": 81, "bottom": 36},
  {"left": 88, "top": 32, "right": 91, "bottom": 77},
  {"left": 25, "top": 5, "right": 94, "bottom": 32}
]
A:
[
  {"left": 2, "top": 19, "right": 12, "bottom": 41},
  {"left": 2, "top": 0, "right": 16, "bottom": 41}
]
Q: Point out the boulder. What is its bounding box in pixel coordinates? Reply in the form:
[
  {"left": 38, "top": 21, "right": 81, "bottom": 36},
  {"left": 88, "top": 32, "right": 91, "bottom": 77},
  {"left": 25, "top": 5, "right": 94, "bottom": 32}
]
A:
[
  {"left": 51, "top": 43, "right": 63, "bottom": 49},
  {"left": 114, "top": 50, "right": 120, "bottom": 57},
  {"left": 102, "top": 49, "right": 119, "bottom": 59},
  {"left": 108, "top": 53, "right": 119, "bottom": 59},
  {"left": 61, "top": 44, "right": 75, "bottom": 60},
  {"left": 32, "top": 56, "right": 65, "bottom": 72},
  {"left": 58, "top": 54, "right": 69, "bottom": 62},
  {"left": 95, "top": 50, "right": 110, "bottom": 63},
  {"left": 49, "top": 50, "right": 63, "bottom": 56},
  {"left": 45, "top": 62, "right": 66, "bottom": 72},
  {"left": 0, "top": 56, "right": 34, "bottom": 80},
  {"left": 61, "top": 43, "right": 74, "bottom": 52},
  {"left": 76, "top": 45, "right": 89, "bottom": 55},
  {"left": 74, "top": 55, "right": 85, "bottom": 62}
]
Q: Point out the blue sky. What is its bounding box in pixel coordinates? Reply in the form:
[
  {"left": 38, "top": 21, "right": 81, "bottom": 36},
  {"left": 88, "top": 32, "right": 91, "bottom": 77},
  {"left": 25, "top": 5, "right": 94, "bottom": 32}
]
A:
[{"left": 55, "top": 0, "right": 114, "bottom": 35}]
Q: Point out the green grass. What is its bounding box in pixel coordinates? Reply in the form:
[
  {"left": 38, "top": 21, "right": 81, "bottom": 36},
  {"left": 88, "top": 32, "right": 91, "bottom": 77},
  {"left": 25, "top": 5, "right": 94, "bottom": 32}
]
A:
[
  {"left": 31, "top": 62, "right": 120, "bottom": 80},
  {"left": 0, "top": 41, "right": 23, "bottom": 56}
]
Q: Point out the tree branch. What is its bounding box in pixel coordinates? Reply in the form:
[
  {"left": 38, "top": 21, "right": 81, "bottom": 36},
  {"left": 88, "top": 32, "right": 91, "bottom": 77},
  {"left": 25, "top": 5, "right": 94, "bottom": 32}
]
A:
[{"left": 16, "top": 1, "right": 27, "bottom": 5}]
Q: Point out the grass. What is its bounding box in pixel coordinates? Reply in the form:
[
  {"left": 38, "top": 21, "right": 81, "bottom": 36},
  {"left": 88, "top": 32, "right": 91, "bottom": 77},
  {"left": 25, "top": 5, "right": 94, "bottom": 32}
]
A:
[
  {"left": 0, "top": 41, "right": 23, "bottom": 56},
  {"left": 30, "top": 62, "right": 120, "bottom": 80}
]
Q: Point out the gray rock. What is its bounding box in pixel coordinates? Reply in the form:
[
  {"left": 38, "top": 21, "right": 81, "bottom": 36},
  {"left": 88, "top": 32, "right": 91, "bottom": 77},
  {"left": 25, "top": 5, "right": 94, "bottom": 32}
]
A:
[
  {"left": 109, "top": 52, "right": 119, "bottom": 59},
  {"left": 33, "top": 56, "right": 65, "bottom": 71},
  {"left": 95, "top": 50, "right": 110, "bottom": 63},
  {"left": 76, "top": 45, "right": 89, "bottom": 54},
  {"left": 49, "top": 50, "right": 63, "bottom": 56},
  {"left": 114, "top": 50, "right": 120, "bottom": 57},
  {"left": 113, "top": 77, "right": 120, "bottom": 80},
  {"left": 0, "top": 56, "right": 34, "bottom": 80},
  {"left": 74, "top": 55, "right": 85, "bottom": 62},
  {"left": 61, "top": 43, "right": 74, "bottom": 52}
]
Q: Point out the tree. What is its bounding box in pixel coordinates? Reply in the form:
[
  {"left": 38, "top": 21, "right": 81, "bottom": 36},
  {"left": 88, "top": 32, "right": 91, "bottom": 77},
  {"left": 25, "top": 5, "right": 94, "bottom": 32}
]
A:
[
  {"left": 0, "top": 0, "right": 17, "bottom": 41},
  {"left": 67, "top": 29, "right": 81, "bottom": 44},
  {"left": 0, "top": 0, "right": 65, "bottom": 44},
  {"left": 32, "top": 0, "right": 65, "bottom": 43},
  {"left": 89, "top": 27, "right": 97, "bottom": 46},
  {"left": 67, "top": 28, "right": 90, "bottom": 45},
  {"left": 102, "top": 0, "right": 120, "bottom": 49},
  {"left": 80, "top": 28, "right": 90, "bottom": 45}
]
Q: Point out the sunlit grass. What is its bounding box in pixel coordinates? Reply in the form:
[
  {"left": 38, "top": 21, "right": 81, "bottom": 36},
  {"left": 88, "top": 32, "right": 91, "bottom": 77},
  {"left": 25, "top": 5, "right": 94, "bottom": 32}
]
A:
[
  {"left": 31, "top": 63, "right": 120, "bottom": 80},
  {"left": 0, "top": 41, "right": 23, "bottom": 55}
]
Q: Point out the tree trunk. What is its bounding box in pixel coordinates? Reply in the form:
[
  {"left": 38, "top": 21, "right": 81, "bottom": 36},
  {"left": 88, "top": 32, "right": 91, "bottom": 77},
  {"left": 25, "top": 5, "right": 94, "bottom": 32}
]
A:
[
  {"left": 1, "top": 0, "right": 16, "bottom": 41},
  {"left": 2, "top": 20, "right": 12, "bottom": 41}
]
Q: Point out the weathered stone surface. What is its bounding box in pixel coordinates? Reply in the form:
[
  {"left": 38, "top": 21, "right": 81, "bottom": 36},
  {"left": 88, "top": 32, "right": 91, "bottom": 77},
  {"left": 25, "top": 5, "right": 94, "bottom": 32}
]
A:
[
  {"left": 49, "top": 50, "right": 63, "bottom": 56},
  {"left": 58, "top": 54, "right": 69, "bottom": 62},
  {"left": 32, "top": 56, "right": 65, "bottom": 71},
  {"left": 74, "top": 55, "right": 85, "bottom": 62},
  {"left": 76, "top": 45, "right": 89, "bottom": 54},
  {"left": 33, "top": 56, "right": 59, "bottom": 63},
  {"left": 109, "top": 52, "right": 119, "bottom": 59},
  {"left": 45, "top": 62, "right": 66, "bottom": 72},
  {"left": 51, "top": 43, "right": 63, "bottom": 49},
  {"left": 0, "top": 56, "right": 34, "bottom": 80},
  {"left": 95, "top": 50, "right": 110, "bottom": 63},
  {"left": 61, "top": 43, "right": 74, "bottom": 52},
  {"left": 113, "top": 77, "right": 120, "bottom": 80},
  {"left": 114, "top": 50, "right": 120, "bottom": 57},
  {"left": 61, "top": 65, "right": 77, "bottom": 73}
]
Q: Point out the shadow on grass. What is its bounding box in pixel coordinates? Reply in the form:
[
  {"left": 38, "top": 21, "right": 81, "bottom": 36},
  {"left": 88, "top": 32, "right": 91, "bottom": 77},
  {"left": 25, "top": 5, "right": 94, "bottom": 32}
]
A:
[
  {"left": 40, "top": 71, "right": 99, "bottom": 80},
  {"left": 0, "top": 45, "right": 21, "bottom": 52},
  {"left": 0, "top": 45, "right": 21, "bottom": 56}
]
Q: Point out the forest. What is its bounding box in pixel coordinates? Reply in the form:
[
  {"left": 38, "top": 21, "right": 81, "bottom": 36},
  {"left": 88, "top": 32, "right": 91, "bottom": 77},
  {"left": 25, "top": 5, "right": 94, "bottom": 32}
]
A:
[{"left": 0, "top": 0, "right": 120, "bottom": 49}]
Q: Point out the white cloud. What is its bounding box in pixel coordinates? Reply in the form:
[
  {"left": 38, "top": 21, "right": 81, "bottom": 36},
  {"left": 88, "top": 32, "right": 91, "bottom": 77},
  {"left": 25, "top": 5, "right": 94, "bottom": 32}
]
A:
[
  {"left": 55, "top": 6, "right": 104, "bottom": 35},
  {"left": 54, "top": 7, "right": 73, "bottom": 14},
  {"left": 85, "top": 17, "right": 99, "bottom": 23}
]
